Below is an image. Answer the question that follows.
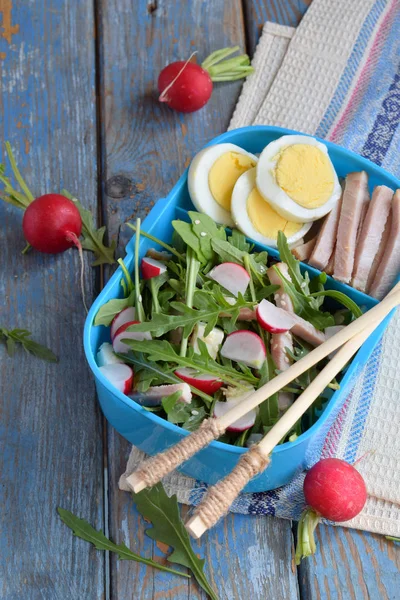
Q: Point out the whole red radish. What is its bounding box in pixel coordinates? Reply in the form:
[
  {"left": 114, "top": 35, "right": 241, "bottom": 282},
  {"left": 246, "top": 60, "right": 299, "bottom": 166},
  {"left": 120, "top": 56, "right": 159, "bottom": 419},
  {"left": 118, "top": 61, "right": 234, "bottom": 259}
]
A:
[
  {"left": 22, "top": 193, "right": 88, "bottom": 310},
  {"left": 158, "top": 47, "right": 254, "bottom": 113},
  {"left": 23, "top": 194, "right": 82, "bottom": 253},
  {"left": 295, "top": 458, "right": 367, "bottom": 564}
]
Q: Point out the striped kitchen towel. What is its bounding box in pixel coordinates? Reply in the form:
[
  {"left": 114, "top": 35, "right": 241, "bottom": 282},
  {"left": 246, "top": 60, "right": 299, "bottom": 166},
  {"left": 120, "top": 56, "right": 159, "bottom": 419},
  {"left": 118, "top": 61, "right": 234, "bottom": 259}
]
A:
[{"left": 121, "top": 0, "right": 400, "bottom": 537}]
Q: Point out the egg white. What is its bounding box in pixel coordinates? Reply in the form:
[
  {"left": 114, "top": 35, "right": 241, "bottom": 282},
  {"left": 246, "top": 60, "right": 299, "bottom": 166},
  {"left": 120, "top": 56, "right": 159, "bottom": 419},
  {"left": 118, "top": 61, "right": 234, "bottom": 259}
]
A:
[
  {"left": 188, "top": 143, "right": 258, "bottom": 227},
  {"left": 256, "top": 135, "right": 342, "bottom": 223},
  {"left": 231, "top": 168, "right": 311, "bottom": 248}
]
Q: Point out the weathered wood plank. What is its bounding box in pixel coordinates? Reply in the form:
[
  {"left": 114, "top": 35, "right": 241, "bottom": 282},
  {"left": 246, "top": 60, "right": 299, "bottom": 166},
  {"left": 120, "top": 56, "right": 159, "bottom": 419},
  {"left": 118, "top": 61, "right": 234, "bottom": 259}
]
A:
[
  {"left": 98, "top": 0, "right": 298, "bottom": 598},
  {"left": 299, "top": 526, "right": 400, "bottom": 600},
  {"left": 0, "top": 1, "right": 104, "bottom": 598},
  {"left": 243, "top": 0, "right": 311, "bottom": 53}
]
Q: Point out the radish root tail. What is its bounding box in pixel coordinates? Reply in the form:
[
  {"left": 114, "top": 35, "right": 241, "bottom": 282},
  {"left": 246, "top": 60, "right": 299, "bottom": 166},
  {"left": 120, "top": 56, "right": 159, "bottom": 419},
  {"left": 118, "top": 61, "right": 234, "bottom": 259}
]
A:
[
  {"left": 158, "top": 51, "right": 198, "bottom": 102},
  {"left": 66, "top": 232, "right": 88, "bottom": 313}
]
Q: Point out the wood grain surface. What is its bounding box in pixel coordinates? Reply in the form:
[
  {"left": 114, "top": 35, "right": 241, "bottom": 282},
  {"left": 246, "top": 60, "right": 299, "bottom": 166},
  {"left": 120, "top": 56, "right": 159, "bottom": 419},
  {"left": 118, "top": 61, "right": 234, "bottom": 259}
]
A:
[
  {"left": 1, "top": 0, "right": 400, "bottom": 599},
  {"left": 0, "top": 1, "right": 105, "bottom": 599}
]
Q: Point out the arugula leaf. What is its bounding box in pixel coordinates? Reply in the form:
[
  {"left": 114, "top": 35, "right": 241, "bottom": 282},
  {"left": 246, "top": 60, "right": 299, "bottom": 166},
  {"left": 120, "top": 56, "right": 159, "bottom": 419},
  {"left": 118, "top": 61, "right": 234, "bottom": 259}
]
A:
[
  {"left": 0, "top": 327, "right": 57, "bottom": 362},
  {"left": 149, "top": 271, "right": 169, "bottom": 313},
  {"left": 121, "top": 352, "right": 214, "bottom": 404},
  {"left": 62, "top": 190, "right": 116, "bottom": 266},
  {"left": 122, "top": 339, "right": 257, "bottom": 387},
  {"left": 277, "top": 231, "right": 310, "bottom": 296},
  {"left": 257, "top": 356, "right": 279, "bottom": 427},
  {"left": 189, "top": 211, "right": 226, "bottom": 260},
  {"left": 273, "top": 267, "right": 335, "bottom": 330},
  {"left": 161, "top": 390, "right": 182, "bottom": 414},
  {"left": 310, "top": 290, "right": 362, "bottom": 319},
  {"left": 94, "top": 290, "right": 135, "bottom": 327},
  {"left": 57, "top": 508, "right": 188, "bottom": 578},
  {"left": 134, "top": 484, "right": 219, "bottom": 600},
  {"left": 126, "top": 293, "right": 254, "bottom": 340},
  {"left": 211, "top": 238, "right": 245, "bottom": 265},
  {"left": 228, "top": 229, "right": 252, "bottom": 252},
  {"left": 172, "top": 220, "right": 207, "bottom": 264}
]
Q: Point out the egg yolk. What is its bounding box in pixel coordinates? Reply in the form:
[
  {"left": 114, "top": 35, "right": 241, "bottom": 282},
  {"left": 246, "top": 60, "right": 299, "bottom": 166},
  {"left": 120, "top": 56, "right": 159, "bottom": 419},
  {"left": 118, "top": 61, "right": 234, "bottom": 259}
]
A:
[
  {"left": 247, "top": 187, "right": 303, "bottom": 239},
  {"left": 275, "top": 144, "right": 334, "bottom": 209},
  {"left": 209, "top": 152, "right": 256, "bottom": 211}
]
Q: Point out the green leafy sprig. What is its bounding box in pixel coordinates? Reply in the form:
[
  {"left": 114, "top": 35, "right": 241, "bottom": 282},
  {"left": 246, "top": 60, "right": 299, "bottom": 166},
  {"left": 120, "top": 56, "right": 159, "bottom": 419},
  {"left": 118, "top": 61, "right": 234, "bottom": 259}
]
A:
[
  {"left": 0, "top": 327, "right": 57, "bottom": 362},
  {"left": 57, "top": 508, "right": 188, "bottom": 578}
]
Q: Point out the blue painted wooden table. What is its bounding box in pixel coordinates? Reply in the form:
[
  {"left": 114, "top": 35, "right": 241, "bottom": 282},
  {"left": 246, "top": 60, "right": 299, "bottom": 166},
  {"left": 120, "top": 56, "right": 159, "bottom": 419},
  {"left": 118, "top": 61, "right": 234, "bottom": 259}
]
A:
[{"left": 1, "top": 1, "right": 399, "bottom": 598}]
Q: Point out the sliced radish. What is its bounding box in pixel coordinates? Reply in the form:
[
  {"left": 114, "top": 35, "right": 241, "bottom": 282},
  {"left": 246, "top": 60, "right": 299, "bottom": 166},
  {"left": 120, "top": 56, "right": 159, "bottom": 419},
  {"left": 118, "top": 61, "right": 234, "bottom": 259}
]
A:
[
  {"left": 134, "top": 383, "right": 192, "bottom": 406},
  {"left": 214, "top": 394, "right": 256, "bottom": 432},
  {"left": 97, "top": 342, "right": 124, "bottom": 367},
  {"left": 256, "top": 299, "right": 297, "bottom": 333},
  {"left": 220, "top": 330, "right": 266, "bottom": 369},
  {"left": 174, "top": 367, "right": 223, "bottom": 395},
  {"left": 190, "top": 322, "right": 224, "bottom": 360},
  {"left": 110, "top": 306, "right": 136, "bottom": 340},
  {"left": 208, "top": 262, "right": 250, "bottom": 297},
  {"left": 141, "top": 256, "right": 167, "bottom": 279},
  {"left": 99, "top": 363, "right": 133, "bottom": 394},
  {"left": 112, "top": 321, "right": 152, "bottom": 354}
]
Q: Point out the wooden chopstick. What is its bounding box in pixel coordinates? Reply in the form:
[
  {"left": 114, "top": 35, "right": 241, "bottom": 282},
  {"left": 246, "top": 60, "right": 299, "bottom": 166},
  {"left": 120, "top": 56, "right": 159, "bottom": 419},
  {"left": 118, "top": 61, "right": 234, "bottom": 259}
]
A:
[
  {"left": 127, "top": 282, "right": 400, "bottom": 495},
  {"left": 186, "top": 309, "right": 390, "bottom": 539}
]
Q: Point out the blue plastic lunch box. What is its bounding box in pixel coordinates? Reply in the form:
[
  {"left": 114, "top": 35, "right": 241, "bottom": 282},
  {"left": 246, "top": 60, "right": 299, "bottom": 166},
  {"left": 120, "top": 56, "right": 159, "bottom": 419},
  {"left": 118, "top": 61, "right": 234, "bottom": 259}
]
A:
[{"left": 84, "top": 126, "right": 398, "bottom": 492}]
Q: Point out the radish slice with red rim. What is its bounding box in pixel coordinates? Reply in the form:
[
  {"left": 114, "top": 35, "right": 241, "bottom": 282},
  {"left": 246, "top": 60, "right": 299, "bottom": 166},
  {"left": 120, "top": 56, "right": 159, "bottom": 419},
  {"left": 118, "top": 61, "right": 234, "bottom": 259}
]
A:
[
  {"left": 112, "top": 321, "right": 152, "bottom": 354},
  {"left": 213, "top": 396, "right": 256, "bottom": 432},
  {"left": 174, "top": 367, "right": 223, "bottom": 394},
  {"left": 220, "top": 330, "right": 266, "bottom": 369},
  {"left": 141, "top": 257, "right": 167, "bottom": 279},
  {"left": 207, "top": 262, "right": 250, "bottom": 297},
  {"left": 99, "top": 363, "right": 133, "bottom": 394},
  {"left": 97, "top": 342, "right": 124, "bottom": 367},
  {"left": 256, "top": 299, "right": 297, "bottom": 333},
  {"left": 110, "top": 307, "right": 136, "bottom": 340}
]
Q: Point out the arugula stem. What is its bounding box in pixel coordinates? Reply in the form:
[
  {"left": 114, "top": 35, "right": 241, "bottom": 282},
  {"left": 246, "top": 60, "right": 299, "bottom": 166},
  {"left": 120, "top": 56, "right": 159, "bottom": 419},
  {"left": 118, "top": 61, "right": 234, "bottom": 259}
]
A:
[
  {"left": 134, "top": 218, "right": 145, "bottom": 322},
  {"left": 117, "top": 258, "right": 135, "bottom": 294},
  {"left": 180, "top": 248, "right": 200, "bottom": 357},
  {"left": 244, "top": 254, "right": 266, "bottom": 345},
  {"left": 126, "top": 223, "right": 184, "bottom": 262},
  {"left": 5, "top": 142, "right": 35, "bottom": 203},
  {"left": 150, "top": 278, "right": 161, "bottom": 313}
]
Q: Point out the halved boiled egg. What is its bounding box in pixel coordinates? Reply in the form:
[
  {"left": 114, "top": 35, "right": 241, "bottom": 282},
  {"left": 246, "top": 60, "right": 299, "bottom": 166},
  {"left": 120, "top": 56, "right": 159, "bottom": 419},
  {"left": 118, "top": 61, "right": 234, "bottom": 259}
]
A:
[
  {"left": 231, "top": 168, "right": 311, "bottom": 248},
  {"left": 256, "top": 135, "right": 341, "bottom": 223},
  {"left": 188, "top": 143, "right": 258, "bottom": 226}
]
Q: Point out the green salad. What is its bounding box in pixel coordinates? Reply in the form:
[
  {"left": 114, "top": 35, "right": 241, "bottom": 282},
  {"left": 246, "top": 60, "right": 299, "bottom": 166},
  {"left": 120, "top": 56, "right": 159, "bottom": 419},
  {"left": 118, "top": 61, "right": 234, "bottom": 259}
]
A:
[{"left": 94, "top": 211, "right": 362, "bottom": 447}]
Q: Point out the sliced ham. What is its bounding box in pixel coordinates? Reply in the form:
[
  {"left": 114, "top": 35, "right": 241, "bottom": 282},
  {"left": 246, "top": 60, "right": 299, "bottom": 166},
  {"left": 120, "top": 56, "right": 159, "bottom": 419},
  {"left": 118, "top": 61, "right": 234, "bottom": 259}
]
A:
[
  {"left": 334, "top": 171, "right": 369, "bottom": 283},
  {"left": 325, "top": 250, "right": 335, "bottom": 275},
  {"left": 267, "top": 263, "right": 294, "bottom": 312},
  {"left": 351, "top": 185, "right": 393, "bottom": 292},
  {"left": 366, "top": 211, "right": 392, "bottom": 292},
  {"left": 278, "top": 391, "right": 294, "bottom": 413},
  {"left": 291, "top": 315, "right": 326, "bottom": 347},
  {"left": 309, "top": 192, "right": 343, "bottom": 271},
  {"left": 267, "top": 262, "right": 325, "bottom": 346},
  {"left": 291, "top": 237, "right": 317, "bottom": 262},
  {"left": 368, "top": 190, "right": 400, "bottom": 300},
  {"left": 271, "top": 331, "right": 293, "bottom": 371}
]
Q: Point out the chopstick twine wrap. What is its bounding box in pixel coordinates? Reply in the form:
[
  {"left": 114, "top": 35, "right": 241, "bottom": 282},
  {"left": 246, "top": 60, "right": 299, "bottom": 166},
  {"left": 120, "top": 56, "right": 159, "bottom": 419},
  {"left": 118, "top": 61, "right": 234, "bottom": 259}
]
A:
[{"left": 120, "top": 0, "right": 400, "bottom": 537}]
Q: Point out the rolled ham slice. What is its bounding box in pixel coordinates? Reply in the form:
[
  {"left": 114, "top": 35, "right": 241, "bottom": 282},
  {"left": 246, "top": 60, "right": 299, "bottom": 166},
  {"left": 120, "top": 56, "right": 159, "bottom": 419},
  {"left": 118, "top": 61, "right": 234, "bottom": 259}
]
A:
[
  {"left": 267, "top": 263, "right": 326, "bottom": 347},
  {"left": 351, "top": 185, "right": 393, "bottom": 292},
  {"left": 368, "top": 190, "right": 400, "bottom": 300},
  {"left": 309, "top": 192, "right": 343, "bottom": 271},
  {"left": 291, "top": 237, "right": 317, "bottom": 262},
  {"left": 334, "top": 171, "right": 370, "bottom": 283},
  {"left": 271, "top": 331, "right": 293, "bottom": 371}
]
